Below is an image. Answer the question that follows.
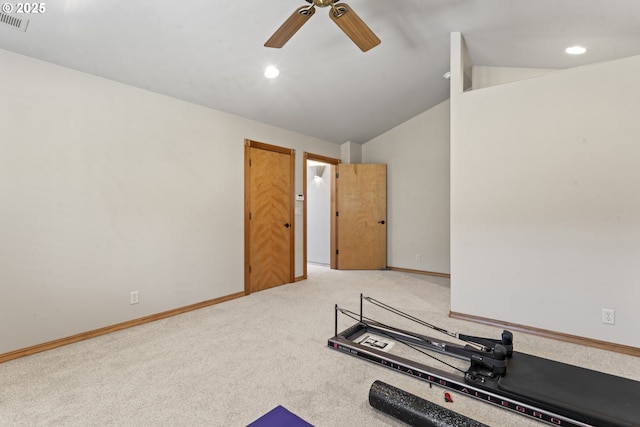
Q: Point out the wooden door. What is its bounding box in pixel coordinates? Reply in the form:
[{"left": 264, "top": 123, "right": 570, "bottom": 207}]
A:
[
  {"left": 335, "top": 164, "right": 387, "bottom": 269},
  {"left": 245, "top": 140, "right": 294, "bottom": 294}
]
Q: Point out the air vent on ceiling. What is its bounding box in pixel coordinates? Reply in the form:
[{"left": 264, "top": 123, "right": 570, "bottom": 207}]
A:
[{"left": 0, "top": 11, "right": 29, "bottom": 32}]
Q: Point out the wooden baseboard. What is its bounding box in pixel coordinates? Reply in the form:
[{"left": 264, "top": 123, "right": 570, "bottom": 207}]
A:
[
  {"left": 450, "top": 310, "right": 640, "bottom": 357},
  {"left": 387, "top": 266, "right": 451, "bottom": 279},
  {"left": 0, "top": 291, "right": 246, "bottom": 364}
]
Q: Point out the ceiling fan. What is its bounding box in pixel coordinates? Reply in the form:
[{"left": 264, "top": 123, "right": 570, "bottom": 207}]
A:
[{"left": 265, "top": 0, "right": 381, "bottom": 52}]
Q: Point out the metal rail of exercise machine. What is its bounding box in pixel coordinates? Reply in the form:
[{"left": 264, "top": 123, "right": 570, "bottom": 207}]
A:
[{"left": 327, "top": 294, "right": 640, "bottom": 427}]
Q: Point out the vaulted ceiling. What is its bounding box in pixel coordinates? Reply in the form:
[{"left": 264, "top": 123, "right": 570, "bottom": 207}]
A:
[{"left": 1, "top": 1, "right": 639, "bottom": 144}]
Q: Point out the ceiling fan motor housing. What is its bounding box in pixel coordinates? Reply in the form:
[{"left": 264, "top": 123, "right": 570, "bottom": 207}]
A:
[{"left": 306, "top": 0, "right": 340, "bottom": 7}]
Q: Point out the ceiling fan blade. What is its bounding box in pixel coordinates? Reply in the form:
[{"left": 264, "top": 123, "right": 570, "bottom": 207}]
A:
[
  {"left": 329, "top": 3, "right": 380, "bottom": 52},
  {"left": 265, "top": 6, "right": 316, "bottom": 48}
]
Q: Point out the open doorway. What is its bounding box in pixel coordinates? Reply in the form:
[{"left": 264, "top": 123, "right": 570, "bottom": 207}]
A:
[
  {"left": 303, "top": 152, "right": 340, "bottom": 279},
  {"left": 307, "top": 160, "right": 331, "bottom": 265}
]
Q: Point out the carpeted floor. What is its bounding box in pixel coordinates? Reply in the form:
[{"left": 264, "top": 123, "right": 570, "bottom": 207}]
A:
[{"left": 1, "top": 265, "right": 638, "bottom": 426}]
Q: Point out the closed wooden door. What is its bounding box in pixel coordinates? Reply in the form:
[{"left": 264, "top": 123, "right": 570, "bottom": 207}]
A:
[
  {"left": 245, "top": 140, "right": 294, "bottom": 294},
  {"left": 335, "top": 164, "right": 387, "bottom": 269}
]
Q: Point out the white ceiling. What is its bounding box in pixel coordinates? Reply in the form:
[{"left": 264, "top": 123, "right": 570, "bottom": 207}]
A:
[{"left": 1, "top": 0, "right": 639, "bottom": 144}]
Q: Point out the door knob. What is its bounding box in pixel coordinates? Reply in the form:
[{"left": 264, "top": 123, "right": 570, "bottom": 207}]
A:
[
  {"left": 284, "top": 223, "right": 291, "bottom": 228},
  {"left": 378, "top": 220, "right": 385, "bottom": 224}
]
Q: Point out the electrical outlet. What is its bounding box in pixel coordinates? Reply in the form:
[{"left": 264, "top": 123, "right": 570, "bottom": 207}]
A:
[
  {"left": 602, "top": 308, "right": 615, "bottom": 325},
  {"left": 415, "top": 254, "right": 421, "bottom": 262},
  {"left": 130, "top": 291, "right": 139, "bottom": 305}
]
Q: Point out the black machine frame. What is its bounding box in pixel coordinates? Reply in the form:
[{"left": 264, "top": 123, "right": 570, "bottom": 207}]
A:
[{"left": 328, "top": 295, "right": 640, "bottom": 427}]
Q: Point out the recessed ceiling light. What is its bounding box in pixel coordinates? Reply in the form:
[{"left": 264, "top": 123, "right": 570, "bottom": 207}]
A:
[
  {"left": 264, "top": 65, "right": 280, "bottom": 79},
  {"left": 565, "top": 46, "right": 586, "bottom": 55}
]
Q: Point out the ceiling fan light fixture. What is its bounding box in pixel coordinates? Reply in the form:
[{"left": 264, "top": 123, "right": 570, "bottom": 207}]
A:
[
  {"left": 565, "top": 46, "right": 586, "bottom": 55},
  {"left": 264, "top": 66, "right": 280, "bottom": 79}
]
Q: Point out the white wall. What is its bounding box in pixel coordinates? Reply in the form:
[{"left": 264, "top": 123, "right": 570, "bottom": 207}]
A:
[
  {"left": 0, "top": 49, "right": 340, "bottom": 354},
  {"left": 472, "top": 66, "right": 556, "bottom": 90},
  {"left": 341, "top": 141, "right": 362, "bottom": 164},
  {"left": 451, "top": 53, "right": 640, "bottom": 347},
  {"left": 363, "top": 101, "right": 451, "bottom": 274}
]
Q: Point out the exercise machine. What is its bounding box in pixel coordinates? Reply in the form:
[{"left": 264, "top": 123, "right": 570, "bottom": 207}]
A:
[{"left": 328, "top": 295, "right": 640, "bottom": 427}]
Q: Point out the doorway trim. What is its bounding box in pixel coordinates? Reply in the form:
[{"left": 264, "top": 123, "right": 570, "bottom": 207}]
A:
[
  {"left": 245, "top": 139, "right": 295, "bottom": 295},
  {"left": 303, "top": 152, "right": 340, "bottom": 278}
]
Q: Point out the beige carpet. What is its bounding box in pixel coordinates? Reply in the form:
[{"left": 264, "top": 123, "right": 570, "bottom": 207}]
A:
[{"left": 1, "top": 265, "right": 638, "bottom": 426}]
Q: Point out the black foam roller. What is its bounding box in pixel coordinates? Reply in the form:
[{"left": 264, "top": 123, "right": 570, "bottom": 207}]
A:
[{"left": 368, "top": 380, "right": 488, "bottom": 427}]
